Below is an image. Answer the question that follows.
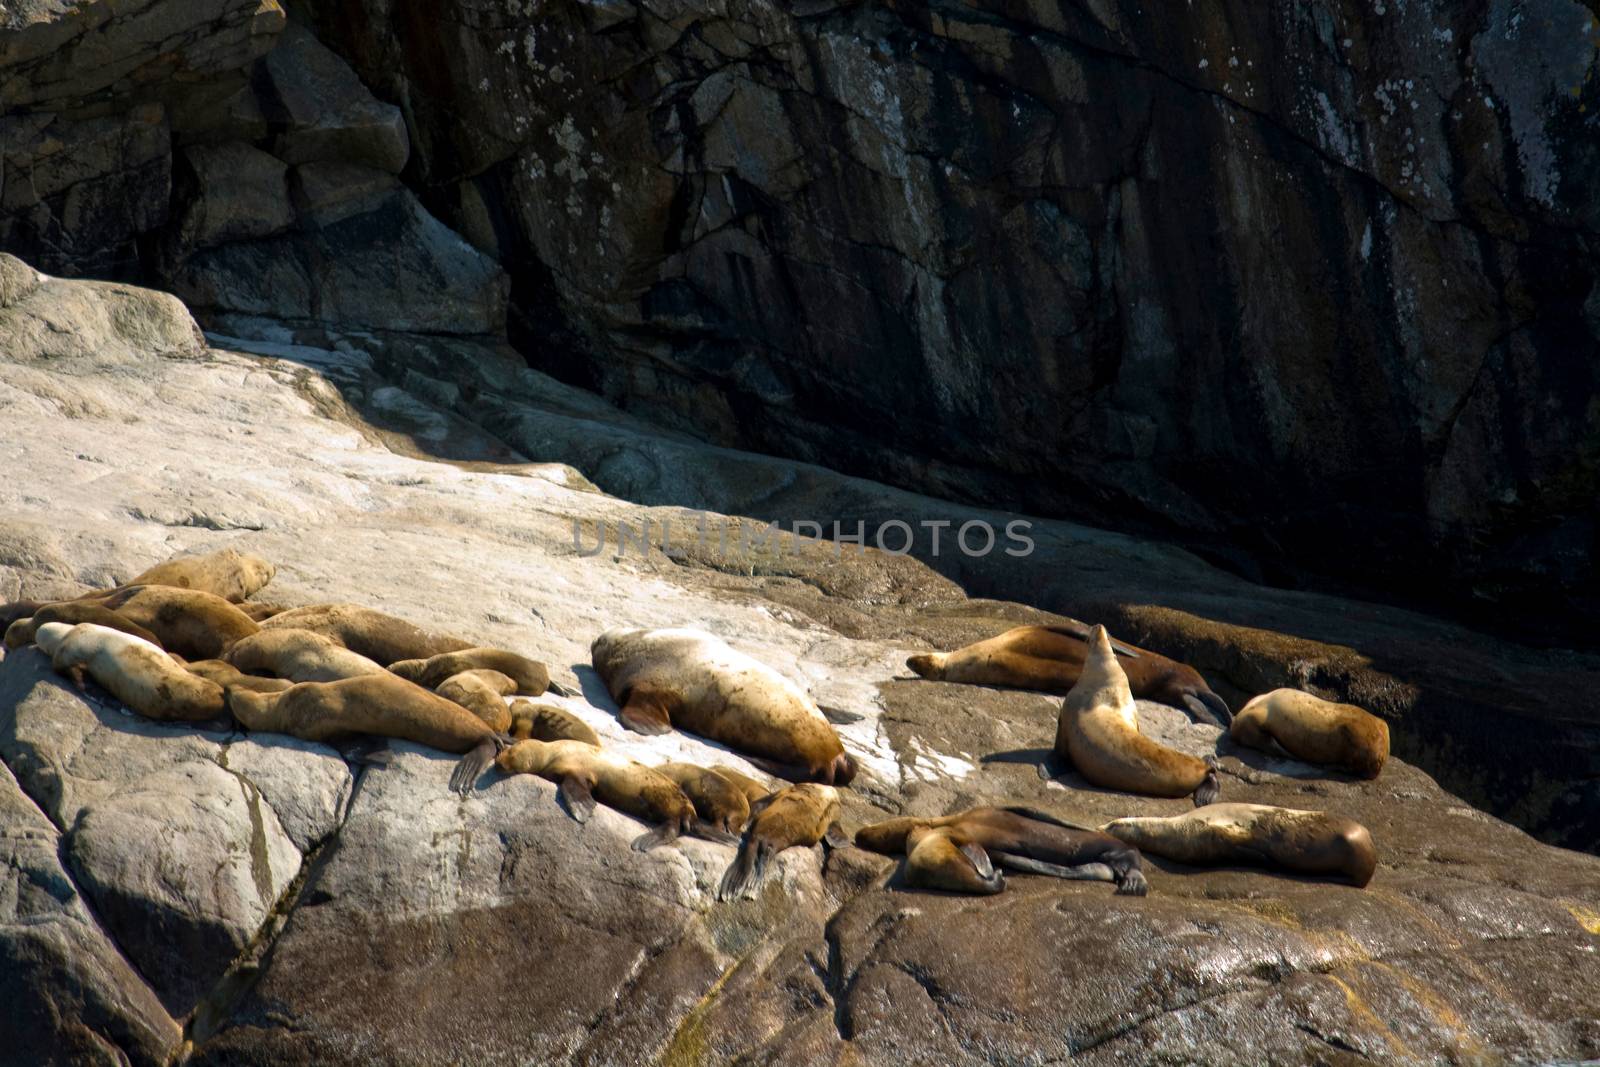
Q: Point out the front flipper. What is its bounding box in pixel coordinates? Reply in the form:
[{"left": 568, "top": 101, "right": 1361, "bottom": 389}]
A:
[
  {"left": 338, "top": 736, "right": 395, "bottom": 768},
  {"left": 690, "top": 819, "right": 741, "bottom": 846},
  {"left": 1181, "top": 690, "right": 1231, "bottom": 728},
  {"left": 819, "top": 704, "right": 864, "bottom": 725},
  {"left": 544, "top": 679, "right": 571, "bottom": 697},
  {"left": 449, "top": 739, "right": 498, "bottom": 796},
  {"left": 960, "top": 841, "right": 996, "bottom": 881},
  {"left": 994, "top": 854, "right": 1116, "bottom": 883},
  {"left": 558, "top": 774, "right": 597, "bottom": 823},
  {"left": 1192, "top": 756, "right": 1221, "bottom": 808},
  {"left": 618, "top": 684, "right": 673, "bottom": 736},
  {"left": 1041, "top": 622, "right": 1142, "bottom": 659},
  {"left": 822, "top": 822, "right": 849, "bottom": 849},
  {"left": 631, "top": 821, "right": 682, "bottom": 852},
  {"left": 1036, "top": 752, "right": 1065, "bottom": 782}
]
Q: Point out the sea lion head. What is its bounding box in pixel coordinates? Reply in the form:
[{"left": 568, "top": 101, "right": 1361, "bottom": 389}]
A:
[{"left": 32, "top": 621, "right": 75, "bottom": 656}]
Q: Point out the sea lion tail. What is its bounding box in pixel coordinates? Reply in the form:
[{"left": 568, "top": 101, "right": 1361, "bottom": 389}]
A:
[
  {"left": 449, "top": 739, "right": 498, "bottom": 797},
  {"left": 1193, "top": 756, "right": 1221, "bottom": 807},
  {"left": 904, "top": 653, "right": 944, "bottom": 679}
]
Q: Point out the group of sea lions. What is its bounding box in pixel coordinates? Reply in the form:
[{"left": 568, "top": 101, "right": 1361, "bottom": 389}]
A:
[{"left": 1, "top": 547, "right": 1385, "bottom": 903}]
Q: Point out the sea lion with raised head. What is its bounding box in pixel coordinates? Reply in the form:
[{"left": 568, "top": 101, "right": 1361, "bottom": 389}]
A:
[
  {"left": 435, "top": 669, "right": 515, "bottom": 733},
  {"left": 1100, "top": 803, "right": 1377, "bottom": 887},
  {"left": 4, "top": 601, "right": 164, "bottom": 650},
  {"left": 1051, "top": 625, "right": 1219, "bottom": 805},
  {"left": 259, "top": 604, "right": 471, "bottom": 665},
  {"left": 184, "top": 659, "right": 293, "bottom": 694},
  {"left": 508, "top": 700, "right": 601, "bottom": 746},
  {"left": 906, "top": 622, "right": 1231, "bottom": 727},
  {"left": 224, "top": 627, "right": 387, "bottom": 683},
  {"left": 856, "top": 806, "right": 1148, "bottom": 896},
  {"left": 94, "top": 585, "right": 259, "bottom": 660},
  {"left": 492, "top": 739, "right": 704, "bottom": 850},
  {"left": 591, "top": 627, "right": 856, "bottom": 786},
  {"left": 34, "top": 622, "right": 225, "bottom": 722},
  {"left": 389, "top": 647, "right": 557, "bottom": 696},
  {"left": 1231, "top": 689, "right": 1389, "bottom": 779},
  {"left": 225, "top": 674, "right": 505, "bottom": 792},
  {"left": 718, "top": 783, "right": 845, "bottom": 901}
]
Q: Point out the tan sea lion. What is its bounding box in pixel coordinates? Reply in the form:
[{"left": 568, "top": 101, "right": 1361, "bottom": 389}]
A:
[
  {"left": 183, "top": 659, "right": 294, "bottom": 694},
  {"left": 1101, "top": 803, "right": 1377, "bottom": 887},
  {"left": 259, "top": 604, "right": 471, "bottom": 665},
  {"left": 34, "top": 622, "right": 225, "bottom": 722},
  {"left": 1051, "top": 625, "right": 1219, "bottom": 805},
  {"left": 5, "top": 603, "right": 163, "bottom": 651},
  {"left": 906, "top": 622, "right": 1232, "bottom": 727},
  {"left": 225, "top": 674, "right": 504, "bottom": 791},
  {"left": 94, "top": 585, "right": 259, "bottom": 660},
  {"left": 718, "top": 783, "right": 844, "bottom": 901},
  {"left": 1231, "top": 689, "right": 1389, "bottom": 779},
  {"left": 655, "top": 762, "right": 757, "bottom": 839},
  {"left": 508, "top": 700, "right": 601, "bottom": 746},
  {"left": 855, "top": 806, "right": 1148, "bottom": 896},
  {"left": 708, "top": 766, "right": 773, "bottom": 807},
  {"left": 224, "top": 627, "right": 387, "bottom": 683},
  {"left": 591, "top": 627, "right": 856, "bottom": 785},
  {"left": 389, "top": 648, "right": 557, "bottom": 696},
  {"left": 492, "top": 739, "right": 701, "bottom": 850},
  {"left": 435, "top": 669, "right": 514, "bottom": 733},
  {"left": 0, "top": 549, "right": 277, "bottom": 628}
]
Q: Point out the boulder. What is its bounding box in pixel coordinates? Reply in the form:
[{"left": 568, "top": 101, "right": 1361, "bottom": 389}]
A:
[
  {"left": 173, "top": 141, "right": 294, "bottom": 248},
  {"left": 258, "top": 22, "right": 408, "bottom": 173}
]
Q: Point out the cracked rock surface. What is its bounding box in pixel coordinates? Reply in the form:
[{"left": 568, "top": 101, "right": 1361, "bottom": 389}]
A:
[{"left": 1, "top": 265, "right": 1598, "bottom": 1064}]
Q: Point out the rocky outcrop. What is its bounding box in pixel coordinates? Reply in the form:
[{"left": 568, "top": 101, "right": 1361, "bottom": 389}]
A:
[
  {"left": 3, "top": 260, "right": 1599, "bottom": 1065},
  {"left": 302, "top": 0, "right": 1600, "bottom": 630}
]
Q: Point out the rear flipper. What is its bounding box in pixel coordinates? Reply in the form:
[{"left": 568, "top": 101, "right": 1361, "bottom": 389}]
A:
[
  {"left": 1106, "top": 847, "right": 1149, "bottom": 896},
  {"left": 994, "top": 854, "right": 1117, "bottom": 884},
  {"left": 545, "top": 679, "right": 571, "bottom": 697},
  {"left": 1182, "top": 690, "right": 1232, "bottom": 728},
  {"left": 819, "top": 705, "right": 864, "bottom": 725},
  {"left": 822, "top": 822, "right": 849, "bottom": 849},
  {"left": 1192, "top": 756, "right": 1221, "bottom": 807},
  {"left": 690, "top": 819, "right": 741, "bottom": 846},
  {"left": 631, "top": 819, "right": 684, "bottom": 852},
  {"left": 717, "top": 837, "right": 774, "bottom": 901},
  {"left": 449, "top": 738, "right": 499, "bottom": 796},
  {"left": 338, "top": 737, "right": 395, "bottom": 767},
  {"left": 1036, "top": 752, "right": 1064, "bottom": 782},
  {"left": 558, "top": 775, "right": 597, "bottom": 823}
]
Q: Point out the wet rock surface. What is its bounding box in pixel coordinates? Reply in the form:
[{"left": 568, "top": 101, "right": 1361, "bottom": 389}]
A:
[{"left": 1, "top": 264, "right": 1597, "bottom": 1065}]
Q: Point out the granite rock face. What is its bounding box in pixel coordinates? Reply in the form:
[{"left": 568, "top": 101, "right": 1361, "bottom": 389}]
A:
[
  {"left": 2, "top": 262, "right": 1598, "bottom": 1065},
  {"left": 304, "top": 0, "right": 1600, "bottom": 629}
]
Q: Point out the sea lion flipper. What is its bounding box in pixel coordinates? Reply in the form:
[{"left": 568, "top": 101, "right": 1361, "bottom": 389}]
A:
[
  {"left": 717, "top": 839, "right": 759, "bottom": 902},
  {"left": 819, "top": 704, "right": 864, "bottom": 725},
  {"left": 1040, "top": 623, "right": 1142, "bottom": 659},
  {"left": 994, "top": 855, "right": 1117, "bottom": 884},
  {"left": 1001, "top": 805, "right": 1096, "bottom": 832},
  {"left": 959, "top": 842, "right": 996, "bottom": 880},
  {"left": 823, "top": 822, "right": 849, "bottom": 849},
  {"left": 544, "top": 679, "right": 571, "bottom": 697},
  {"left": 631, "top": 822, "right": 681, "bottom": 852},
  {"left": 1181, "top": 690, "right": 1232, "bottom": 728},
  {"left": 339, "top": 736, "right": 395, "bottom": 767},
  {"left": 448, "top": 739, "right": 497, "bottom": 796},
  {"left": 558, "top": 775, "right": 597, "bottom": 823},
  {"left": 690, "top": 819, "right": 741, "bottom": 846},
  {"left": 1192, "top": 757, "right": 1221, "bottom": 807},
  {"left": 618, "top": 686, "right": 673, "bottom": 735}
]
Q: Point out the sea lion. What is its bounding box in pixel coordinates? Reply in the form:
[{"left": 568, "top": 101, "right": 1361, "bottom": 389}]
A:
[
  {"left": 259, "top": 604, "right": 471, "bottom": 665},
  {"left": 655, "top": 762, "right": 758, "bottom": 838},
  {"left": 707, "top": 766, "right": 774, "bottom": 807},
  {"left": 237, "top": 602, "right": 287, "bottom": 622},
  {"left": 94, "top": 585, "right": 259, "bottom": 660},
  {"left": 225, "top": 674, "right": 504, "bottom": 791},
  {"left": 508, "top": 700, "right": 601, "bottom": 746},
  {"left": 492, "top": 739, "right": 701, "bottom": 850},
  {"left": 855, "top": 806, "right": 1148, "bottom": 896},
  {"left": 906, "top": 622, "right": 1231, "bottom": 727},
  {"left": 123, "top": 548, "right": 275, "bottom": 603},
  {"left": 1101, "top": 803, "right": 1377, "bottom": 887},
  {"left": 389, "top": 648, "right": 556, "bottom": 696},
  {"left": 4, "top": 601, "right": 166, "bottom": 650},
  {"left": 183, "top": 659, "right": 294, "bottom": 694},
  {"left": 435, "top": 669, "right": 515, "bottom": 733},
  {"left": 717, "top": 783, "right": 844, "bottom": 901},
  {"left": 591, "top": 627, "right": 856, "bottom": 785},
  {"left": 1231, "top": 689, "right": 1389, "bottom": 779},
  {"left": 224, "top": 627, "right": 387, "bottom": 683},
  {"left": 1052, "top": 625, "right": 1219, "bottom": 805},
  {"left": 34, "top": 622, "right": 226, "bottom": 722}
]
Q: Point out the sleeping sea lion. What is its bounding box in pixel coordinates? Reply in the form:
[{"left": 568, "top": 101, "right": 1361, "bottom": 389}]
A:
[
  {"left": 435, "top": 669, "right": 515, "bottom": 733},
  {"left": 224, "top": 627, "right": 387, "bottom": 683},
  {"left": 1231, "top": 689, "right": 1389, "bottom": 779},
  {"left": 856, "top": 806, "right": 1148, "bottom": 896},
  {"left": 225, "top": 674, "right": 505, "bottom": 791},
  {"left": 5, "top": 601, "right": 164, "bottom": 650},
  {"left": 94, "top": 585, "right": 259, "bottom": 660},
  {"left": 718, "top": 783, "right": 844, "bottom": 901},
  {"left": 654, "top": 762, "right": 758, "bottom": 839},
  {"left": 34, "top": 622, "right": 225, "bottom": 722},
  {"left": 0, "top": 548, "right": 276, "bottom": 625},
  {"left": 258, "top": 604, "right": 471, "bottom": 665},
  {"left": 183, "top": 659, "right": 294, "bottom": 694},
  {"left": 1100, "top": 803, "right": 1377, "bottom": 887},
  {"left": 905, "top": 622, "right": 1231, "bottom": 726},
  {"left": 508, "top": 700, "right": 601, "bottom": 746},
  {"left": 389, "top": 647, "right": 557, "bottom": 696},
  {"left": 492, "top": 739, "right": 703, "bottom": 850},
  {"left": 1051, "top": 625, "right": 1219, "bottom": 805},
  {"left": 591, "top": 627, "right": 855, "bottom": 785}
]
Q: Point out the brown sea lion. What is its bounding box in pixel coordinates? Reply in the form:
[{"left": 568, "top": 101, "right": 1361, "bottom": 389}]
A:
[
  {"left": 93, "top": 585, "right": 259, "bottom": 660},
  {"left": 236, "top": 602, "right": 287, "bottom": 622},
  {"left": 259, "top": 604, "right": 471, "bottom": 665},
  {"left": 435, "top": 669, "right": 514, "bottom": 733},
  {"left": 183, "top": 659, "right": 294, "bottom": 694},
  {"left": 906, "top": 622, "right": 1231, "bottom": 727},
  {"left": 4, "top": 601, "right": 164, "bottom": 650},
  {"left": 508, "top": 700, "right": 601, "bottom": 746},
  {"left": 492, "top": 739, "right": 699, "bottom": 850},
  {"left": 655, "top": 762, "right": 757, "bottom": 839},
  {"left": 591, "top": 627, "right": 855, "bottom": 786},
  {"left": 717, "top": 783, "right": 845, "bottom": 901},
  {"left": 856, "top": 806, "right": 1148, "bottom": 896},
  {"left": 1231, "top": 689, "right": 1389, "bottom": 779},
  {"left": 1101, "top": 803, "right": 1377, "bottom": 887},
  {"left": 224, "top": 627, "right": 388, "bottom": 683},
  {"left": 389, "top": 647, "right": 556, "bottom": 696},
  {"left": 225, "top": 674, "right": 504, "bottom": 791},
  {"left": 0, "top": 549, "right": 277, "bottom": 627},
  {"left": 1051, "top": 625, "right": 1219, "bottom": 805},
  {"left": 34, "top": 622, "right": 225, "bottom": 722},
  {"left": 708, "top": 766, "right": 774, "bottom": 807}
]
